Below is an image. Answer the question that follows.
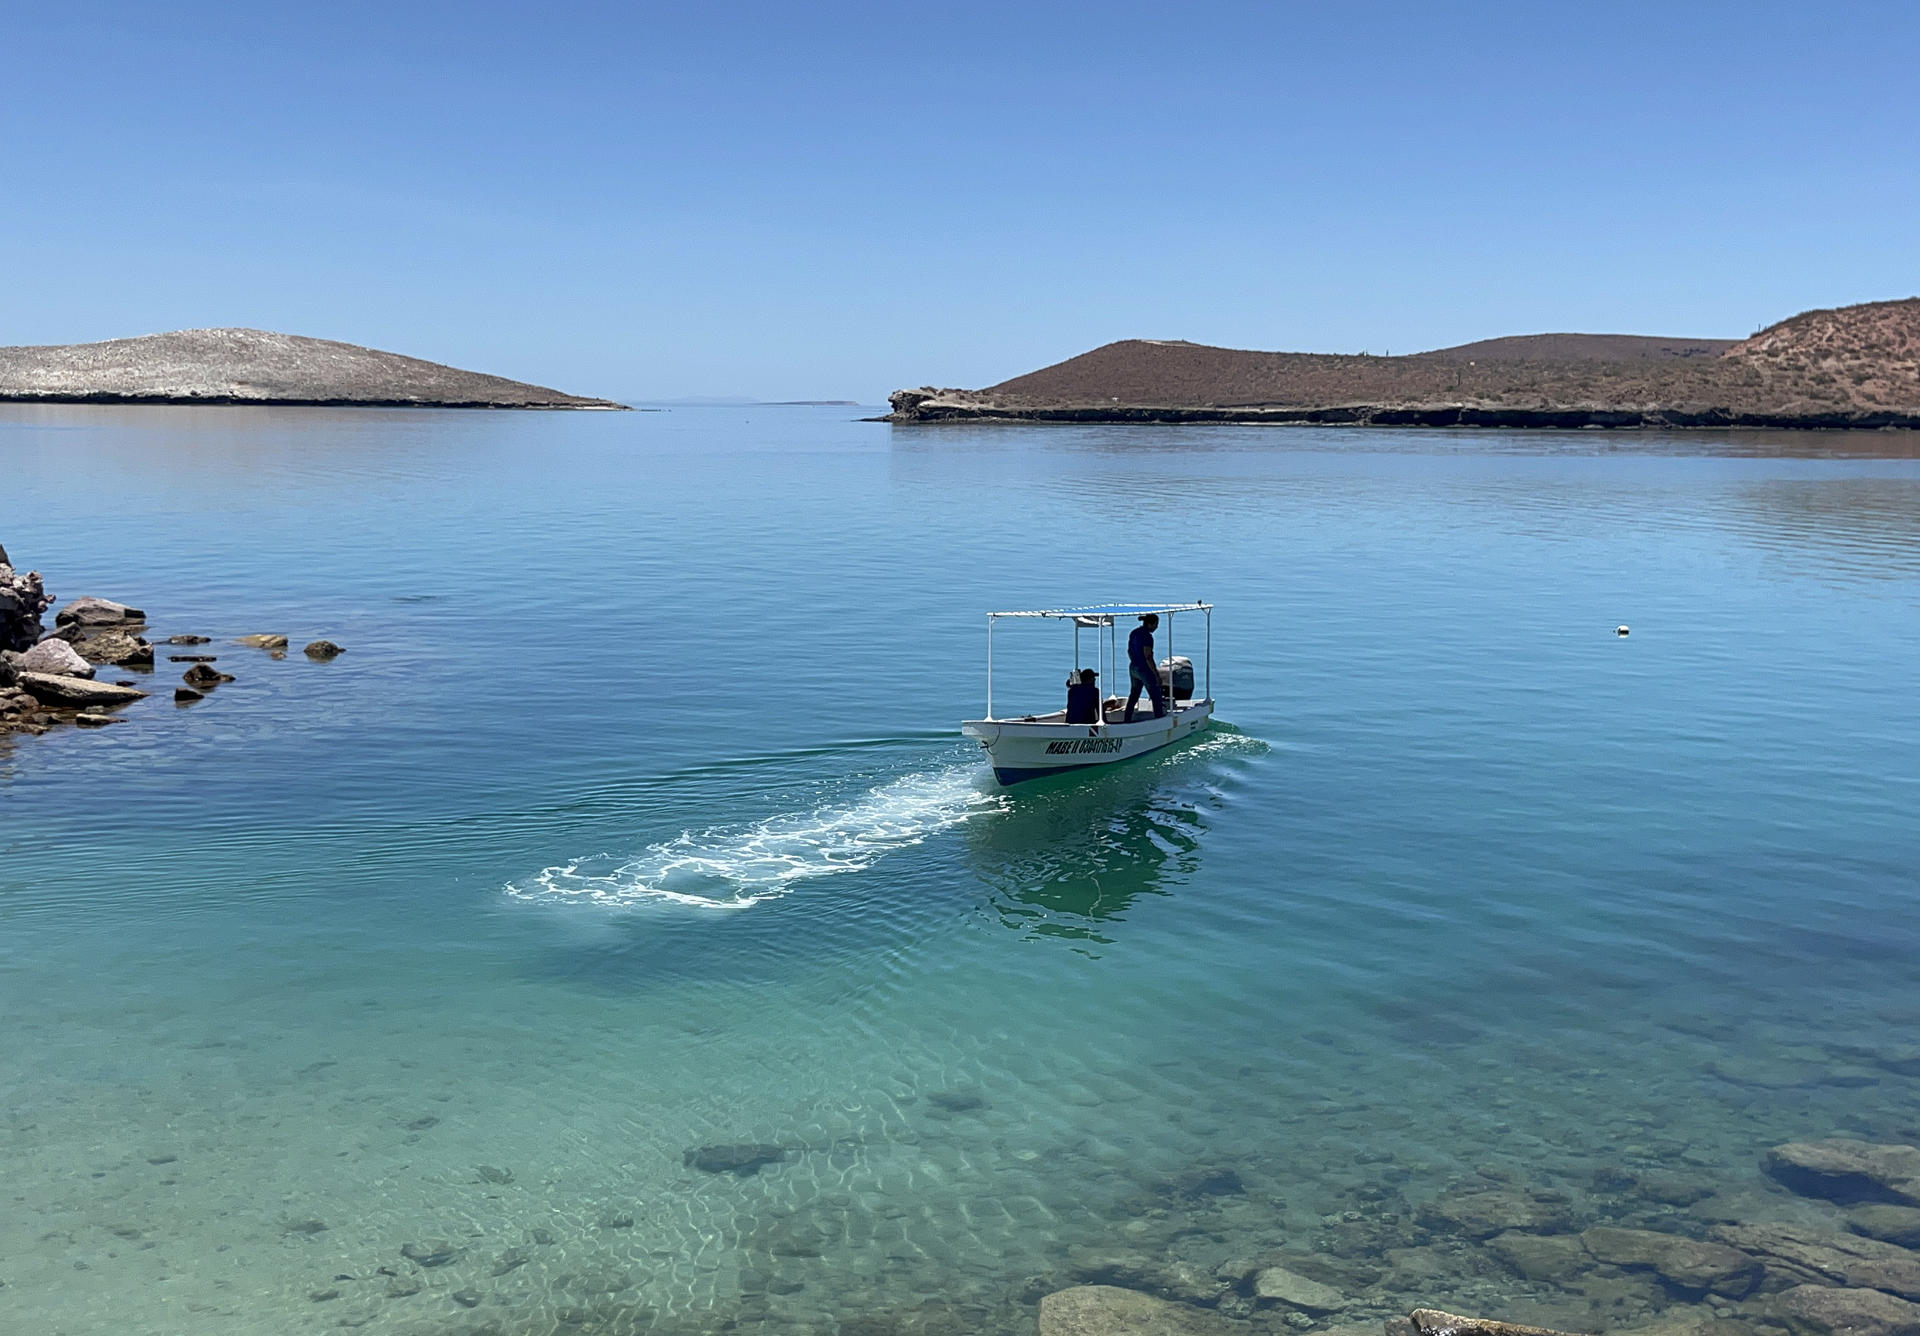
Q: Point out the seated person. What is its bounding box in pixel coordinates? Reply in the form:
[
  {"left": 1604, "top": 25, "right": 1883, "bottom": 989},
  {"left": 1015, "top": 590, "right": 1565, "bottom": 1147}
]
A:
[{"left": 1065, "top": 668, "right": 1100, "bottom": 724}]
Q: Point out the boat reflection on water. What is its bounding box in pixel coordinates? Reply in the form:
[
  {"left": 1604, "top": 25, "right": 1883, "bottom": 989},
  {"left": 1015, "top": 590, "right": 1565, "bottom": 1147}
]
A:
[{"left": 963, "top": 747, "right": 1215, "bottom": 945}]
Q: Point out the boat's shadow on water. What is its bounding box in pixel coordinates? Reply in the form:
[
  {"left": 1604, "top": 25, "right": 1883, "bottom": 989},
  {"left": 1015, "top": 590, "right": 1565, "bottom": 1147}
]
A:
[{"left": 962, "top": 727, "right": 1259, "bottom": 946}]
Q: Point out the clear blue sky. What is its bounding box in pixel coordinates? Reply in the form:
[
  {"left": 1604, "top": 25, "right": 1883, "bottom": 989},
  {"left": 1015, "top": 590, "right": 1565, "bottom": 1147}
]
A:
[{"left": 4, "top": 1, "right": 1916, "bottom": 402}]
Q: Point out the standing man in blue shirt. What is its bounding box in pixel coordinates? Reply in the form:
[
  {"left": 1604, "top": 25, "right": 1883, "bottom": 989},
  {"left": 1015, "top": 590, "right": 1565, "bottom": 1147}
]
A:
[{"left": 1123, "top": 613, "right": 1167, "bottom": 722}]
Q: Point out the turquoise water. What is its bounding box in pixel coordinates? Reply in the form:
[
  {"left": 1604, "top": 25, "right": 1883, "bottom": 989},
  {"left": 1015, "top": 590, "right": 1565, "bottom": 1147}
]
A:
[{"left": 4, "top": 405, "right": 1920, "bottom": 1336}]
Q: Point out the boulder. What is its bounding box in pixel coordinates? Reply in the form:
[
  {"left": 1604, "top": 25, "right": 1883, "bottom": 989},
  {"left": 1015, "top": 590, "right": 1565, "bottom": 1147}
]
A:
[
  {"left": 1406, "top": 1308, "right": 1590, "bottom": 1336},
  {"left": 1489, "top": 1231, "right": 1595, "bottom": 1283},
  {"left": 1253, "top": 1266, "right": 1347, "bottom": 1313},
  {"left": 75, "top": 712, "right": 121, "bottom": 727},
  {"left": 1767, "top": 1141, "right": 1920, "bottom": 1207},
  {"left": 18, "top": 673, "right": 146, "bottom": 707},
  {"left": 1039, "top": 1286, "right": 1243, "bottom": 1336},
  {"left": 1772, "top": 1285, "right": 1920, "bottom": 1336},
  {"left": 1854, "top": 1208, "right": 1920, "bottom": 1250},
  {"left": 0, "top": 563, "right": 54, "bottom": 652},
  {"left": 236, "top": 634, "right": 289, "bottom": 650},
  {"left": 165, "top": 635, "right": 211, "bottom": 645},
  {"left": 55, "top": 595, "right": 145, "bottom": 627},
  {"left": 174, "top": 687, "right": 204, "bottom": 704},
  {"left": 16, "top": 638, "right": 96, "bottom": 679},
  {"left": 1418, "top": 1188, "right": 1574, "bottom": 1239},
  {"left": 74, "top": 631, "right": 153, "bottom": 666},
  {"left": 182, "top": 664, "right": 234, "bottom": 688},
  {"left": 1581, "top": 1227, "right": 1762, "bottom": 1298},
  {"left": 303, "top": 639, "right": 345, "bottom": 660}
]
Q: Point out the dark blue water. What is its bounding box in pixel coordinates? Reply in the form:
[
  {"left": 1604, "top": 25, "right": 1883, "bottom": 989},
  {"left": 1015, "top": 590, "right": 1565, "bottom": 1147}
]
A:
[{"left": 4, "top": 405, "right": 1919, "bottom": 1335}]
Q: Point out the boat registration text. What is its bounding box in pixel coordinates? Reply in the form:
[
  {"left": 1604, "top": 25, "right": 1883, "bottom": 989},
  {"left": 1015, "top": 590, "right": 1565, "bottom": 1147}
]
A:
[{"left": 1045, "top": 737, "right": 1124, "bottom": 755}]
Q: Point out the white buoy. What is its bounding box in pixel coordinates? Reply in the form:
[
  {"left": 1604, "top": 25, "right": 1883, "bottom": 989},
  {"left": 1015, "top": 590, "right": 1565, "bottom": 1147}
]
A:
[{"left": 1616, "top": 625, "right": 1630, "bottom": 637}]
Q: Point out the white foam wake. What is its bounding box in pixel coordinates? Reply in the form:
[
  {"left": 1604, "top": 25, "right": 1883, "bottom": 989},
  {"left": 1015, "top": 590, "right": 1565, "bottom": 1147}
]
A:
[{"left": 507, "top": 763, "right": 1004, "bottom": 909}]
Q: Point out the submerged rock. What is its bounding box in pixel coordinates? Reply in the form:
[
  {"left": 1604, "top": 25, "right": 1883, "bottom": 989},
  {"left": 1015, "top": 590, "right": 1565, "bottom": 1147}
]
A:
[
  {"left": 1580, "top": 1226, "right": 1762, "bottom": 1298},
  {"left": 1068, "top": 1248, "right": 1226, "bottom": 1306},
  {"left": 182, "top": 664, "right": 234, "bottom": 688},
  {"left": 1853, "top": 1258, "right": 1920, "bottom": 1302},
  {"left": 74, "top": 712, "right": 122, "bottom": 727},
  {"left": 1488, "top": 1231, "right": 1595, "bottom": 1283},
  {"left": 489, "top": 1246, "right": 529, "bottom": 1277},
  {"left": 1634, "top": 1173, "right": 1717, "bottom": 1207},
  {"left": 1418, "top": 1188, "right": 1574, "bottom": 1239},
  {"left": 684, "top": 1143, "right": 789, "bottom": 1176},
  {"left": 400, "top": 1240, "right": 458, "bottom": 1267},
  {"left": 303, "top": 639, "right": 345, "bottom": 660},
  {"left": 1039, "top": 1285, "right": 1243, "bottom": 1336},
  {"left": 1253, "top": 1265, "right": 1347, "bottom": 1313},
  {"left": 174, "top": 687, "right": 204, "bottom": 704},
  {"left": 1768, "top": 1140, "right": 1920, "bottom": 1206},
  {"left": 16, "top": 638, "right": 95, "bottom": 679},
  {"left": 1710, "top": 1221, "right": 1912, "bottom": 1290},
  {"left": 1404, "top": 1308, "right": 1588, "bottom": 1336},
  {"left": 1853, "top": 1207, "right": 1920, "bottom": 1249},
  {"left": 1162, "top": 1164, "right": 1245, "bottom": 1199},
  {"left": 1772, "top": 1284, "right": 1920, "bottom": 1336},
  {"left": 236, "top": 633, "right": 288, "bottom": 650},
  {"left": 165, "top": 634, "right": 211, "bottom": 645}
]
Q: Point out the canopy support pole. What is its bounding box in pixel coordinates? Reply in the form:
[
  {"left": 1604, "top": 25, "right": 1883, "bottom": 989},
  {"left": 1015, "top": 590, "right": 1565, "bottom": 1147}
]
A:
[{"left": 987, "top": 615, "right": 994, "bottom": 721}]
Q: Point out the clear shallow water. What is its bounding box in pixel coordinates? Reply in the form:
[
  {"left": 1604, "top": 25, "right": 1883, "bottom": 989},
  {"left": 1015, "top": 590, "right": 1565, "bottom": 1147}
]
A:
[{"left": 3, "top": 406, "right": 1920, "bottom": 1336}]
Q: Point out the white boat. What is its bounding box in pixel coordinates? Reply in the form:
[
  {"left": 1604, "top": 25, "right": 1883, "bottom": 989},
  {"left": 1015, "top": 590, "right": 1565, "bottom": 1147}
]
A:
[{"left": 962, "top": 602, "right": 1215, "bottom": 785}]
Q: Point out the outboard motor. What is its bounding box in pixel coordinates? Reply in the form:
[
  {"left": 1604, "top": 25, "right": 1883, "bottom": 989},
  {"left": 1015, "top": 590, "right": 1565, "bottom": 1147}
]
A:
[{"left": 1158, "top": 656, "right": 1195, "bottom": 701}]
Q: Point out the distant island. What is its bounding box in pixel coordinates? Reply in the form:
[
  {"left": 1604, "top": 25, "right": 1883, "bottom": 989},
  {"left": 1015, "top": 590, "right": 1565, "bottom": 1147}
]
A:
[
  {"left": 0, "top": 328, "right": 623, "bottom": 409},
  {"left": 889, "top": 298, "right": 1920, "bottom": 429}
]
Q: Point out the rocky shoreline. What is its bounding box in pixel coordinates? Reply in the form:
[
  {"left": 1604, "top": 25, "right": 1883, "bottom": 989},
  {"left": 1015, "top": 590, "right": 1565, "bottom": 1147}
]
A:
[
  {"left": 884, "top": 391, "right": 1920, "bottom": 431},
  {"left": 0, "top": 541, "right": 343, "bottom": 741}
]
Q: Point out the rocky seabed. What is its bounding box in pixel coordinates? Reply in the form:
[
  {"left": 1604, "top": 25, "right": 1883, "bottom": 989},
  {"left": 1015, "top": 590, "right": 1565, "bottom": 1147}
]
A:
[{"left": 49, "top": 1117, "right": 1920, "bottom": 1336}]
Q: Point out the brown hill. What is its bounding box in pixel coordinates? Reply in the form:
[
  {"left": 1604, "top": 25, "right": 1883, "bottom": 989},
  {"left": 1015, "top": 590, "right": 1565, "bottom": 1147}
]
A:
[
  {"left": 892, "top": 298, "right": 1920, "bottom": 429},
  {"left": 0, "top": 328, "right": 622, "bottom": 409},
  {"left": 1414, "top": 333, "right": 1736, "bottom": 362}
]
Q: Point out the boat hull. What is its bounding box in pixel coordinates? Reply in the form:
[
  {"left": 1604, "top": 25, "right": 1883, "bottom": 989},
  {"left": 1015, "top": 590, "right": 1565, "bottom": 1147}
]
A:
[{"left": 962, "top": 701, "right": 1215, "bottom": 785}]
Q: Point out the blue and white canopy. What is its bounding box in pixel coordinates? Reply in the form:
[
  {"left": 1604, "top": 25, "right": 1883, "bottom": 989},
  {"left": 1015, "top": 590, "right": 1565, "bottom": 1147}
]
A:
[{"left": 988, "top": 601, "right": 1210, "bottom": 622}]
